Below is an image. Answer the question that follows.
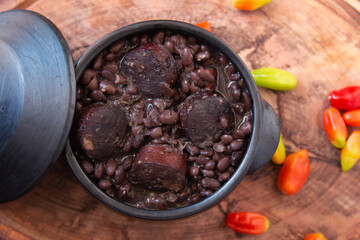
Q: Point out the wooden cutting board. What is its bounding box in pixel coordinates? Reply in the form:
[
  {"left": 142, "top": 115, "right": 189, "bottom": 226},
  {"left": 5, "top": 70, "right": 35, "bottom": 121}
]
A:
[{"left": 1, "top": 0, "right": 360, "bottom": 239}]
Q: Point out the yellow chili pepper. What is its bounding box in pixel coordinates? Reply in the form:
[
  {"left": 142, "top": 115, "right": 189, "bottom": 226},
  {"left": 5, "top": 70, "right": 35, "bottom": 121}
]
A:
[{"left": 271, "top": 134, "right": 286, "bottom": 164}]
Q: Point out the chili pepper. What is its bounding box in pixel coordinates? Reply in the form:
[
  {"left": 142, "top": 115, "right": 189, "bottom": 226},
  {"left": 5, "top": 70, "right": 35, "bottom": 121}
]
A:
[
  {"left": 226, "top": 212, "right": 270, "bottom": 235},
  {"left": 340, "top": 131, "right": 360, "bottom": 172},
  {"left": 343, "top": 109, "right": 360, "bottom": 127},
  {"left": 277, "top": 149, "right": 310, "bottom": 195},
  {"left": 194, "top": 21, "right": 212, "bottom": 32},
  {"left": 329, "top": 86, "right": 360, "bottom": 110},
  {"left": 323, "top": 108, "right": 348, "bottom": 148},
  {"left": 251, "top": 67, "right": 297, "bottom": 91},
  {"left": 232, "top": 0, "right": 271, "bottom": 10},
  {"left": 271, "top": 134, "right": 286, "bottom": 165},
  {"left": 304, "top": 233, "right": 327, "bottom": 240}
]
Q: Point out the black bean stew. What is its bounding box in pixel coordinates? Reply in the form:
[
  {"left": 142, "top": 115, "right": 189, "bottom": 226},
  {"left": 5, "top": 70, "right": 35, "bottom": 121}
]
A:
[{"left": 72, "top": 30, "right": 253, "bottom": 210}]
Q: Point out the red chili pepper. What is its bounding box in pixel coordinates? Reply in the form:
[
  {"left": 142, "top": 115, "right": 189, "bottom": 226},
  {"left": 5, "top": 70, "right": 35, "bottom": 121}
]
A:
[
  {"left": 323, "top": 108, "right": 348, "bottom": 148},
  {"left": 226, "top": 212, "right": 270, "bottom": 235},
  {"left": 343, "top": 109, "right": 360, "bottom": 127},
  {"left": 277, "top": 149, "right": 310, "bottom": 195},
  {"left": 304, "top": 233, "right": 327, "bottom": 240},
  {"left": 329, "top": 86, "right": 360, "bottom": 110},
  {"left": 194, "top": 21, "right": 212, "bottom": 32},
  {"left": 341, "top": 131, "right": 360, "bottom": 172}
]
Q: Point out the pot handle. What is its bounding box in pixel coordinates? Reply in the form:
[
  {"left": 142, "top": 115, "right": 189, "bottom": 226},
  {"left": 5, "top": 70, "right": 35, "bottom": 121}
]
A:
[{"left": 249, "top": 99, "right": 280, "bottom": 173}]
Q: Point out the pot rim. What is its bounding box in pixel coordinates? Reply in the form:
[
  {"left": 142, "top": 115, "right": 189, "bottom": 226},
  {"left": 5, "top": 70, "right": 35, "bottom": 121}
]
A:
[{"left": 65, "top": 20, "right": 261, "bottom": 220}]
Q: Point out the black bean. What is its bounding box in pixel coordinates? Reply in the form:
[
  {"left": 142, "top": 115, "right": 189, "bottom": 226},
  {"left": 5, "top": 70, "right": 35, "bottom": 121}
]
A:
[
  {"left": 153, "top": 196, "right": 167, "bottom": 210},
  {"left": 99, "top": 80, "right": 116, "bottom": 95},
  {"left": 200, "top": 148, "right": 214, "bottom": 157},
  {"left": 180, "top": 47, "right": 193, "bottom": 67},
  {"left": 127, "top": 84, "right": 139, "bottom": 95},
  {"left": 217, "top": 157, "right": 230, "bottom": 171},
  {"left": 231, "top": 151, "right": 243, "bottom": 167},
  {"left": 178, "top": 76, "right": 188, "bottom": 95},
  {"left": 219, "top": 55, "right": 228, "bottom": 66},
  {"left": 114, "top": 165, "right": 125, "bottom": 184},
  {"left": 98, "top": 179, "right": 112, "bottom": 189},
  {"left": 242, "top": 90, "right": 252, "bottom": 109},
  {"left": 218, "top": 172, "right": 231, "bottom": 182},
  {"left": 105, "top": 159, "right": 117, "bottom": 176},
  {"left": 200, "top": 189, "right": 213, "bottom": 198},
  {"left": 195, "top": 51, "right": 211, "bottom": 62},
  {"left": 213, "top": 142, "right": 226, "bottom": 153},
  {"left": 188, "top": 156, "right": 197, "bottom": 162},
  {"left": 190, "top": 81, "right": 199, "bottom": 94},
  {"left": 179, "top": 187, "right": 191, "bottom": 201},
  {"left": 219, "top": 115, "right": 229, "bottom": 129},
  {"left": 232, "top": 103, "right": 245, "bottom": 113},
  {"left": 160, "top": 134, "right": 170, "bottom": 144},
  {"left": 143, "top": 118, "right": 153, "bottom": 128},
  {"left": 162, "top": 191, "right": 178, "bottom": 203},
  {"left": 229, "top": 72, "right": 241, "bottom": 81},
  {"left": 100, "top": 70, "right": 116, "bottom": 82},
  {"left": 92, "top": 54, "right": 103, "bottom": 70},
  {"left": 187, "top": 36, "right": 198, "bottom": 44},
  {"left": 135, "top": 202, "right": 146, "bottom": 209},
  {"left": 212, "top": 152, "right": 221, "bottom": 162},
  {"left": 233, "top": 129, "right": 246, "bottom": 139},
  {"left": 159, "top": 110, "right": 179, "bottom": 125},
  {"left": 90, "top": 90, "right": 106, "bottom": 102},
  {"left": 118, "top": 183, "right": 132, "bottom": 199},
  {"left": 132, "top": 135, "right": 144, "bottom": 149},
  {"left": 196, "top": 182, "right": 204, "bottom": 192},
  {"left": 159, "top": 82, "right": 175, "bottom": 97},
  {"left": 224, "top": 145, "right": 233, "bottom": 155},
  {"left": 148, "top": 108, "right": 161, "bottom": 126},
  {"left": 225, "top": 63, "right": 235, "bottom": 75},
  {"left": 140, "top": 34, "right": 150, "bottom": 45},
  {"left": 94, "top": 162, "right": 104, "bottom": 179},
  {"left": 150, "top": 127, "right": 163, "bottom": 139},
  {"left": 81, "top": 69, "right": 97, "bottom": 85},
  {"left": 201, "top": 178, "right": 220, "bottom": 190},
  {"left": 123, "top": 135, "right": 133, "bottom": 153},
  {"left": 122, "top": 157, "right": 133, "bottom": 171},
  {"left": 133, "top": 101, "right": 145, "bottom": 110},
  {"left": 238, "top": 78, "right": 245, "bottom": 88},
  {"left": 109, "top": 40, "right": 125, "bottom": 53},
  {"left": 105, "top": 53, "right": 116, "bottom": 61},
  {"left": 202, "top": 169, "right": 215, "bottom": 177},
  {"left": 103, "top": 62, "right": 119, "bottom": 73},
  {"left": 196, "top": 155, "right": 209, "bottom": 166},
  {"left": 196, "top": 67, "right": 215, "bottom": 82},
  {"left": 114, "top": 73, "right": 127, "bottom": 85},
  {"left": 81, "top": 160, "right": 94, "bottom": 174},
  {"left": 230, "top": 82, "right": 241, "bottom": 102},
  {"left": 205, "top": 160, "right": 216, "bottom": 170},
  {"left": 187, "top": 194, "right": 200, "bottom": 204},
  {"left": 153, "top": 31, "right": 165, "bottom": 43},
  {"left": 87, "top": 77, "right": 99, "bottom": 91},
  {"left": 189, "top": 166, "right": 199, "bottom": 177},
  {"left": 239, "top": 121, "right": 252, "bottom": 136},
  {"left": 130, "top": 36, "right": 139, "bottom": 45},
  {"left": 230, "top": 139, "right": 243, "bottom": 151},
  {"left": 189, "top": 44, "right": 200, "bottom": 54},
  {"left": 76, "top": 86, "right": 83, "bottom": 100},
  {"left": 164, "top": 40, "right": 174, "bottom": 54},
  {"left": 221, "top": 135, "right": 233, "bottom": 145}
]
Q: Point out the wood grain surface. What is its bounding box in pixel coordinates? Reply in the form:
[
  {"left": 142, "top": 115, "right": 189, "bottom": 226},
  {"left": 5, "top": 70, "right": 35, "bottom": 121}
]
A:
[{"left": 1, "top": 0, "right": 360, "bottom": 239}]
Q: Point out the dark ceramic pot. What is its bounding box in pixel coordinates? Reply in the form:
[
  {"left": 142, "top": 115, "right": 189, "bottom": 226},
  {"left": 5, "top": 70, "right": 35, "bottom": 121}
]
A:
[{"left": 65, "top": 20, "right": 280, "bottom": 220}]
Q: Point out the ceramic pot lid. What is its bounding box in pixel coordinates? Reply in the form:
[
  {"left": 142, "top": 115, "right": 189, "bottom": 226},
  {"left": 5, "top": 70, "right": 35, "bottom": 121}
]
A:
[{"left": 0, "top": 10, "right": 75, "bottom": 202}]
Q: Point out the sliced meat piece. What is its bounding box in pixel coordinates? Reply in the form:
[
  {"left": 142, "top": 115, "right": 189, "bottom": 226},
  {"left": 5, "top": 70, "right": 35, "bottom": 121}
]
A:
[
  {"left": 179, "top": 91, "right": 233, "bottom": 148},
  {"left": 120, "top": 42, "right": 177, "bottom": 98},
  {"left": 75, "top": 103, "right": 128, "bottom": 159},
  {"left": 129, "top": 144, "right": 186, "bottom": 192}
]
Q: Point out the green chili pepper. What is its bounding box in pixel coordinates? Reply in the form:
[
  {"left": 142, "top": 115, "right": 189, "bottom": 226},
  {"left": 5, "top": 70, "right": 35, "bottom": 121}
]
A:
[{"left": 251, "top": 67, "right": 297, "bottom": 91}]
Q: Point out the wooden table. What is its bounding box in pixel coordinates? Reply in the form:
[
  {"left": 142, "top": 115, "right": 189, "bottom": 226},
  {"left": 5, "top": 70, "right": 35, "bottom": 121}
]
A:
[{"left": 1, "top": 0, "right": 360, "bottom": 239}]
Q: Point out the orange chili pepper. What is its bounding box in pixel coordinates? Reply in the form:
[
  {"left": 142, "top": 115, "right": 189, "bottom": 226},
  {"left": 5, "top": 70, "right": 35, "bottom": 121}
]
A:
[
  {"left": 226, "top": 212, "right": 270, "bottom": 235},
  {"left": 232, "top": 0, "right": 271, "bottom": 11},
  {"left": 341, "top": 131, "right": 360, "bottom": 171},
  {"left": 304, "top": 233, "right": 327, "bottom": 240},
  {"left": 343, "top": 109, "right": 360, "bottom": 127},
  {"left": 277, "top": 149, "right": 310, "bottom": 195},
  {"left": 323, "top": 108, "right": 348, "bottom": 148},
  {"left": 194, "top": 21, "right": 212, "bottom": 32}
]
